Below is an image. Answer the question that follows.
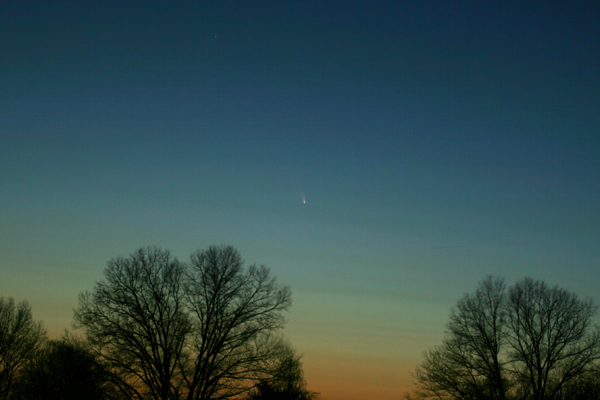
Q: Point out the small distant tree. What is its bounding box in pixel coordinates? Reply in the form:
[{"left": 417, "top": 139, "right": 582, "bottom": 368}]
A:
[
  {"left": 247, "top": 339, "right": 319, "bottom": 400},
  {"left": 0, "top": 297, "right": 45, "bottom": 400}
]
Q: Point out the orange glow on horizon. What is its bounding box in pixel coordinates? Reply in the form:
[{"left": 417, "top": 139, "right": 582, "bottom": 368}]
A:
[{"left": 303, "top": 352, "right": 415, "bottom": 400}]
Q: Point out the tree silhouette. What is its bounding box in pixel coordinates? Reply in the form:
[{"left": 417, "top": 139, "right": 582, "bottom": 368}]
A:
[
  {"left": 183, "top": 245, "right": 292, "bottom": 400},
  {"left": 74, "top": 245, "right": 292, "bottom": 400},
  {"left": 413, "top": 276, "right": 509, "bottom": 400},
  {"left": 411, "top": 276, "right": 600, "bottom": 400},
  {"left": 0, "top": 297, "right": 45, "bottom": 400},
  {"left": 246, "top": 339, "right": 319, "bottom": 400},
  {"left": 507, "top": 278, "right": 600, "bottom": 400},
  {"left": 74, "top": 246, "right": 190, "bottom": 400},
  {"left": 10, "top": 336, "right": 121, "bottom": 400}
]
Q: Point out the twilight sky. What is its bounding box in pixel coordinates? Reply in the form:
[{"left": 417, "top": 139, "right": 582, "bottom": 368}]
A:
[{"left": 1, "top": 1, "right": 599, "bottom": 399}]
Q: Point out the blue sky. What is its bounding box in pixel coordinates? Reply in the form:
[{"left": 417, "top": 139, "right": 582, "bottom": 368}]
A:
[{"left": 1, "top": 1, "right": 599, "bottom": 398}]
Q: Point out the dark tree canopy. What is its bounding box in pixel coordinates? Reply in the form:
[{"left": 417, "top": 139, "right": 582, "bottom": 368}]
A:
[
  {"left": 74, "top": 245, "right": 293, "bottom": 400},
  {"left": 411, "top": 276, "right": 600, "bottom": 400},
  {"left": 0, "top": 297, "right": 45, "bottom": 400},
  {"left": 10, "top": 336, "right": 120, "bottom": 400}
]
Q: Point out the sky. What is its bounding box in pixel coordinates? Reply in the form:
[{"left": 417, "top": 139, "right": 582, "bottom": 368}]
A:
[{"left": 1, "top": 1, "right": 599, "bottom": 398}]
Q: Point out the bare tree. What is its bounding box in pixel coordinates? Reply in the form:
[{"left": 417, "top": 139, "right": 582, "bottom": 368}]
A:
[
  {"left": 414, "top": 343, "right": 482, "bottom": 400},
  {"left": 0, "top": 297, "right": 45, "bottom": 400},
  {"left": 410, "top": 276, "right": 600, "bottom": 400},
  {"left": 447, "top": 276, "right": 508, "bottom": 400},
  {"left": 74, "top": 245, "right": 292, "bottom": 400},
  {"left": 74, "top": 246, "right": 190, "bottom": 400},
  {"left": 183, "top": 245, "right": 292, "bottom": 400},
  {"left": 552, "top": 364, "right": 600, "bottom": 400},
  {"left": 507, "top": 278, "right": 600, "bottom": 400},
  {"left": 413, "top": 276, "right": 508, "bottom": 400},
  {"left": 246, "top": 338, "right": 319, "bottom": 400}
]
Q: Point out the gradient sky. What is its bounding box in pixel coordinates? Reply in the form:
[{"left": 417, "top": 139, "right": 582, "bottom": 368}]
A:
[{"left": 1, "top": 1, "right": 600, "bottom": 399}]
